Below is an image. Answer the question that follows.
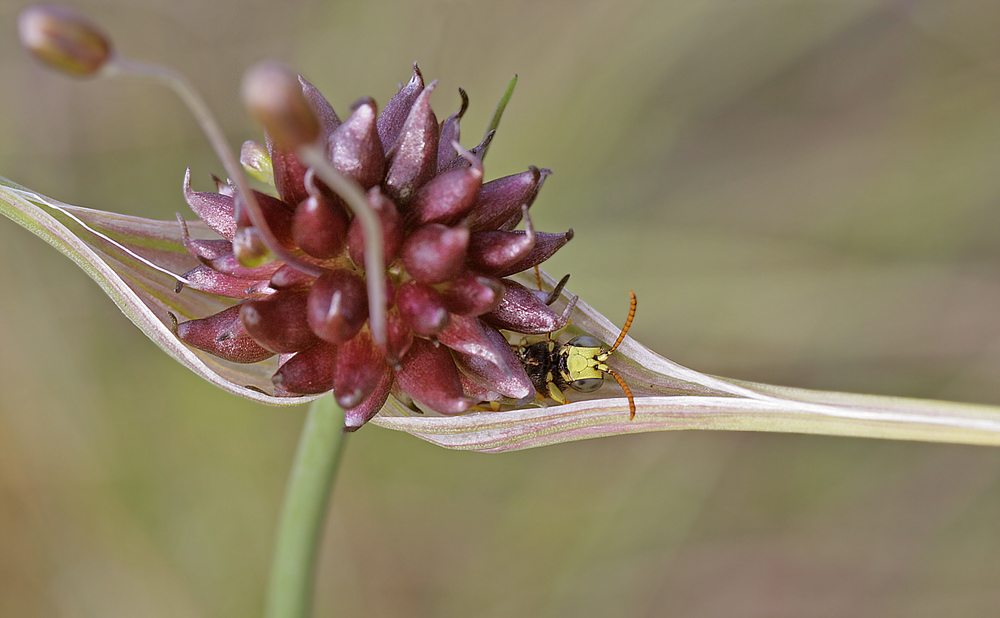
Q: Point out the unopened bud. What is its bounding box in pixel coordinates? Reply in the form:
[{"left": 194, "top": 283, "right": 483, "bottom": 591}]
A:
[
  {"left": 18, "top": 4, "right": 112, "bottom": 77},
  {"left": 242, "top": 61, "right": 320, "bottom": 150}
]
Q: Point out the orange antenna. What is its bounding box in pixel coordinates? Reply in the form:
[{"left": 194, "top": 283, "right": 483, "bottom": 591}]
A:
[
  {"left": 605, "top": 366, "right": 636, "bottom": 420},
  {"left": 609, "top": 291, "right": 637, "bottom": 353}
]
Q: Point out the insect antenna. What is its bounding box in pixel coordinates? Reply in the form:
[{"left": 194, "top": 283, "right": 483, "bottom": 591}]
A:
[
  {"left": 605, "top": 365, "right": 636, "bottom": 420},
  {"left": 608, "top": 291, "right": 637, "bottom": 353}
]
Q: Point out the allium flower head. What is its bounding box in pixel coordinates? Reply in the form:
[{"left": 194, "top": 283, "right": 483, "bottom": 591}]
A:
[{"left": 173, "top": 64, "right": 574, "bottom": 429}]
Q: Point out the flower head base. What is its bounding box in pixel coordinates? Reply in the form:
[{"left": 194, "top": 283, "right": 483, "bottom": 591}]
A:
[{"left": 174, "top": 64, "right": 572, "bottom": 429}]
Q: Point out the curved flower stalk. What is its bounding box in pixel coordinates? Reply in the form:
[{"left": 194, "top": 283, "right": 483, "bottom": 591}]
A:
[{"left": 8, "top": 4, "right": 1000, "bottom": 450}]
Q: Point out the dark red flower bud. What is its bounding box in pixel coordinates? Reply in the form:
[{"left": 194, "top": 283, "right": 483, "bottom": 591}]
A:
[
  {"left": 436, "top": 314, "right": 510, "bottom": 371},
  {"left": 377, "top": 63, "right": 424, "bottom": 151},
  {"left": 467, "top": 167, "right": 549, "bottom": 231},
  {"left": 334, "top": 331, "right": 391, "bottom": 409},
  {"left": 197, "top": 249, "right": 283, "bottom": 280},
  {"left": 234, "top": 190, "right": 296, "bottom": 249},
  {"left": 267, "top": 132, "right": 310, "bottom": 207},
  {"left": 436, "top": 88, "right": 468, "bottom": 172},
  {"left": 437, "top": 130, "right": 493, "bottom": 174},
  {"left": 241, "top": 290, "right": 321, "bottom": 352},
  {"left": 272, "top": 342, "right": 339, "bottom": 394},
  {"left": 178, "top": 265, "right": 272, "bottom": 298},
  {"left": 451, "top": 322, "right": 534, "bottom": 401},
  {"left": 483, "top": 279, "right": 577, "bottom": 334},
  {"left": 307, "top": 269, "right": 369, "bottom": 344},
  {"left": 346, "top": 188, "right": 403, "bottom": 268},
  {"left": 269, "top": 264, "right": 316, "bottom": 290},
  {"left": 383, "top": 305, "right": 414, "bottom": 367},
  {"left": 400, "top": 223, "right": 468, "bottom": 284},
  {"left": 440, "top": 271, "right": 504, "bottom": 316},
  {"left": 396, "top": 279, "right": 449, "bottom": 336},
  {"left": 458, "top": 374, "right": 497, "bottom": 403},
  {"left": 328, "top": 98, "right": 384, "bottom": 190},
  {"left": 393, "top": 337, "right": 472, "bottom": 415},
  {"left": 299, "top": 76, "right": 341, "bottom": 136},
  {"left": 408, "top": 153, "right": 483, "bottom": 227},
  {"left": 177, "top": 215, "right": 231, "bottom": 261},
  {"left": 343, "top": 368, "right": 394, "bottom": 431},
  {"left": 384, "top": 82, "right": 439, "bottom": 204},
  {"left": 183, "top": 169, "right": 236, "bottom": 240},
  {"left": 292, "top": 192, "right": 349, "bottom": 259},
  {"left": 491, "top": 229, "right": 574, "bottom": 278},
  {"left": 466, "top": 212, "right": 536, "bottom": 275},
  {"left": 176, "top": 305, "right": 276, "bottom": 364}
]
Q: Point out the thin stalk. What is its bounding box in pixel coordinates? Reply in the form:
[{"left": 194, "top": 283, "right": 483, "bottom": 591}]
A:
[
  {"left": 104, "top": 57, "right": 327, "bottom": 278},
  {"left": 264, "top": 395, "right": 349, "bottom": 618}
]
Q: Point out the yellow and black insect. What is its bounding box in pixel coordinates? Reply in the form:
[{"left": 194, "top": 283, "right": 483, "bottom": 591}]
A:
[{"left": 517, "top": 291, "right": 638, "bottom": 419}]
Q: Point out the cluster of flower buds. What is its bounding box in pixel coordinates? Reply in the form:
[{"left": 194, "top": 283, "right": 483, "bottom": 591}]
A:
[{"left": 174, "top": 65, "right": 576, "bottom": 429}]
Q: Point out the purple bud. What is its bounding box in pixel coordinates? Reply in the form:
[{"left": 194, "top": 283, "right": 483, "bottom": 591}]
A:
[
  {"left": 268, "top": 138, "right": 310, "bottom": 210},
  {"left": 458, "top": 374, "right": 497, "bottom": 403},
  {"left": 176, "top": 305, "right": 276, "bottom": 364},
  {"left": 299, "top": 76, "right": 341, "bottom": 135},
  {"left": 183, "top": 169, "right": 236, "bottom": 240},
  {"left": 383, "top": 305, "right": 414, "bottom": 367},
  {"left": 492, "top": 229, "right": 574, "bottom": 278},
  {"left": 396, "top": 279, "right": 449, "bottom": 337},
  {"left": 408, "top": 154, "right": 483, "bottom": 227},
  {"left": 269, "top": 264, "right": 316, "bottom": 290},
  {"left": 437, "top": 130, "right": 493, "bottom": 174},
  {"left": 465, "top": 212, "right": 536, "bottom": 276},
  {"left": 467, "top": 167, "right": 549, "bottom": 232},
  {"left": 401, "top": 223, "right": 468, "bottom": 284},
  {"left": 198, "top": 251, "right": 284, "bottom": 280},
  {"left": 393, "top": 337, "right": 472, "bottom": 415},
  {"left": 440, "top": 271, "right": 504, "bottom": 316},
  {"left": 328, "top": 98, "right": 385, "bottom": 190},
  {"left": 307, "top": 269, "right": 369, "bottom": 344},
  {"left": 272, "top": 342, "right": 338, "bottom": 395},
  {"left": 436, "top": 88, "right": 468, "bottom": 172},
  {"left": 384, "top": 82, "right": 439, "bottom": 204},
  {"left": 293, "top": 192, "right": 349, "bottom": 259},
  {"left": 436, "top": 314, "right": 509, "bottom": 371},
  {"left": 347, "top": 188, "right": 403, "bottom": 268},
  {"left": 334, "top": 330, "right": 391, "bottom": 409},
  {"left": 177, "top": 214, "right": 231, "bottom": 261},
  {"left": 451, "top": 322, "right": 534, "bottom": 401},
  {"left": 178, "top": 265, "right": 272, "bottom": 299},
  {"left": 483, "top": 279, "right": 577, "bottom": 335},
  {"left": 241, "top": 290, "right": 322, "bottom": 352},
  {"left": 234, "top": 190, "right": 296, "bottom": 249},
  {"left": 343, "top": 368, "right": 394, "bottom": 431},
  {"left": 377, "top": 63, "right": 424, "bottom": 151}
]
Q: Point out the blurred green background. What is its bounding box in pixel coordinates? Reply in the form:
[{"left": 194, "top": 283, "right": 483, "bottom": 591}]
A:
[{"left": 3, "top": 0, "right": 1000, "bottom": 616}]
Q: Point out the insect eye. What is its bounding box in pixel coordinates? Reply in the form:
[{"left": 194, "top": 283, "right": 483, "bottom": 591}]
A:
[
  {"left": 568, "top": 377, "right": 603, "bottom": 393},
  {"left": 567, "top": 335, "right": 602, "bottom": 348}
]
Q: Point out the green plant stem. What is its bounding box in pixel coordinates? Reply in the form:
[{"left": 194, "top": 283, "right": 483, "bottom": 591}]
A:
[{"left": 264, "top": 395, "right": 349, "bottom": 618}]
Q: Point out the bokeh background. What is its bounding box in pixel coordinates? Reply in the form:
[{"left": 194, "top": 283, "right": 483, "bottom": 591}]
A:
[{"left": 3, "top": 0, "right": 1000, "bottom": 616}]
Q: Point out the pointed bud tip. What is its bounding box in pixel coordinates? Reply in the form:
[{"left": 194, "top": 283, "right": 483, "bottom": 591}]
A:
[
  {"left": 242, "top": 61, "right": 320, "bottom": 150},
  {"left": 19, "top": 4, "right": 112, "bottom": 76}
]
